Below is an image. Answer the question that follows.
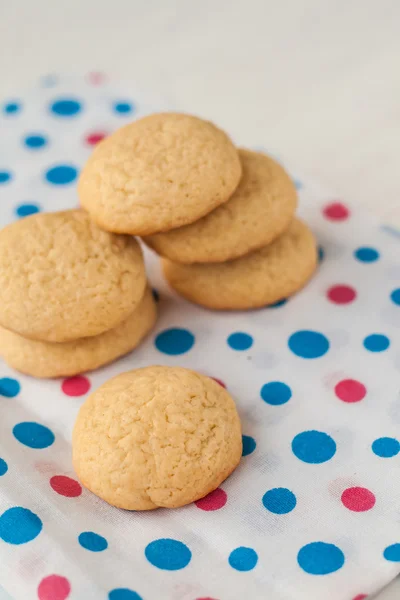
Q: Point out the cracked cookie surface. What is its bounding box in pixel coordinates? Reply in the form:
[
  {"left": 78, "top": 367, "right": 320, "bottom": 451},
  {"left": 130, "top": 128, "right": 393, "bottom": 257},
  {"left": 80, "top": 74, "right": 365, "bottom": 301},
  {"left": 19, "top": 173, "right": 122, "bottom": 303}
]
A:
[
  {"left": 72, "top": 366, "right": 242, "bottom": 510},
  {"left": 0, "top": 210, "right": 146, "bottom": 342},
  {"left": 144, "top": 149, "right": 297, "bottom": 263},
  {"left": 163, "top": 218, "right": 317, "bottom": 310},
  {"left": 0, "top": 287, "right": 156, "bottom": 378},
  {"left": 78, "top": 113, "right": 242, "bottom": 235}
]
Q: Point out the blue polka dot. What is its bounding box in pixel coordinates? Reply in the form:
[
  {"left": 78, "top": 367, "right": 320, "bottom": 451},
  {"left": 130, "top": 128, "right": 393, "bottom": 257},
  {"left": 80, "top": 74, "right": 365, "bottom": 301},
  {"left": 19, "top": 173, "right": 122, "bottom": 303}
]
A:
[
  {"left": 294, "top": 179, "right": 303, "bottom": 190},
  {"left": 50, "top": 98, "right": 82, "bottom": 116},
  {"left": 384, "top": 544, "right": 400, "bottom": 562},
  {"left": 13, "top": 422, "right": 55, "bottom": 449},
  {"left": 372, "top": 437, "right": 400, "bottom": 458},
  {"left": 242, "top": 435, "right": 256, "bottom": 456},
  {"left": 0, "top": 171, "right": 12, "bottom": 184},
  {"left": 3, "top": 102, "right": 21, "bottom": 115},
  {"left": 268, "top": 298, "right": 287, "bottom": 308},
  {"left": 0, "top": 507, "right": 42, "bottom": 545},
  {"left": 145, "top": 538, "right": 191, "bottom": 570},
  {"left": 391, "top": 289, "right": 400, "bottom": 306},
  {"left": 0, "top": 377, "right": 20, "bottom": 397},
  {"left": 292, "top": 430, "right": 336, "bottom": 464},
  {"left": 155, "top": 328, "right": 195, "bottom": 355},
  {"left": 41, "top": 74, "right": 58, "bottom": 87},
  {"left": 114, "top": 101, "right": 134, "bottom": 114},
  {"left": 45, "top": 165, "right": 78, "bottom": 185},
  {"left": 262, "top": 488, "right": 297, "bottom": 514},
  {"left": 261, "top": 381, "right": 292, "bottom": 405},
  {"left": 228, "top": 547, "right": 258, "bottom": 571},
  {"left": 108, "top": 590, "right": 142, "bottom": 600},
  {"left": 227, "top": 332, "right": 253, "bottom": 351},
  {"left": 288, "top": 330, "right": 330, "bottom": 359},
  {"left": 78, "top": 531, "right": 108, "bottom": 552},
  {"left": 15, "top": 203, "right": 41, "bottom": 218},
  {"left": 363, "top": 334, "right": 390, "bottom": 352},
  {"left": 354, "top": 247, "right": 380, "bottom": 263},
  {"left": 382, "top": 225, "right": 400, "bottom": 240},
  {"left": 297, "top": 542, "right": 344, "bottom": 575},
  {"left": 24, "top": 134, "right": 48, "bottom": 149},
  {"left": 0, "top": 458, "right": 8, "bottom": 476}
]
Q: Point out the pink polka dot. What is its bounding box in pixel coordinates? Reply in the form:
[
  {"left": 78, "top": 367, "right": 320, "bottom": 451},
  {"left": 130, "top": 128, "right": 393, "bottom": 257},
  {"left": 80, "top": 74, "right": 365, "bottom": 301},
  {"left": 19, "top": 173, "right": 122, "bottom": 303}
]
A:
[
  {"left": 86, "top": 71, "right": 106, "bottom": 85},
  {"left": 211, "top": 377, "right": 226, "bottom": 388},
  {"left": 196, "top": 598, "right": 218, "bottom": 600},
  {"left": 85, "top": 132, "right": 107, "bottom": 146},
  {"left": 353, "top": 595, "right": 368, "bottom": 600},
  {"left": 323, "top": 202, "right": 350, "bottom": 221},
  {"left": 195, "top": 488, "right": 227, "bottom": 511},
  {"left": 34, "top": 460, "right": 59, "bottom": 474},
  {"left": 335, "top": 379, "right": 366, "bottom": 403},
  {"left": 38, "top": 575, "right": 71, "bottom": 600},
  {"left": 341, "top": 487, "right": 375, "bottom": 512},
  {"left": 61, "top": 376, "right": 90, "bottom": 397},
  {"left": 50, "top": 475, "right": 82, "bottom": 498},
  {"left": 327, "top": 285, "right": 357, "bottom": 304}
]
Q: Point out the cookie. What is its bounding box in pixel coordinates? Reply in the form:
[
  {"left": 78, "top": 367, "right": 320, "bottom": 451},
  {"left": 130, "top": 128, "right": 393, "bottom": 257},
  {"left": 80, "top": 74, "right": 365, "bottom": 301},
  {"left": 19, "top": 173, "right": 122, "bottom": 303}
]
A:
[
  {"left": 0, "top": 210, "right": 146, "bottom": 342},
  {"left": 78, "top": 113, "right": 242, "bottom": 235},
  {"left": 163, "top": 218, "right": 317, "bottom": 310},
  {"left": 0, "top": 287, "right": 156, "bottom": 378},
  {"left": 143, "top": 149, "right": 297, "bottom": 263},
  {"left": 72, "top": 366, "right": 242, "bottom": 510}
]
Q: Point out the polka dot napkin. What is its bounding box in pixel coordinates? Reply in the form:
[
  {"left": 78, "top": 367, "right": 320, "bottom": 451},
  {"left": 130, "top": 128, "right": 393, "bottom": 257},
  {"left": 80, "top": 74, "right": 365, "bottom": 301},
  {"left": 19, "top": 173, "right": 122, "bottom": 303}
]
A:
[{"left": 1, "top": 74, "right": 400, "bottom": 600}]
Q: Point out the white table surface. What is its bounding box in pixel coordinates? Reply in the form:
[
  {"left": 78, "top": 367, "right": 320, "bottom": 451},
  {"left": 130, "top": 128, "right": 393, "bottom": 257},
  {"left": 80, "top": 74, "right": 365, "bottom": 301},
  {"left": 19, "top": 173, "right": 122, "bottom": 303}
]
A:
[{"left": 1, "top": 1, "right": 399, "bottom": 598}]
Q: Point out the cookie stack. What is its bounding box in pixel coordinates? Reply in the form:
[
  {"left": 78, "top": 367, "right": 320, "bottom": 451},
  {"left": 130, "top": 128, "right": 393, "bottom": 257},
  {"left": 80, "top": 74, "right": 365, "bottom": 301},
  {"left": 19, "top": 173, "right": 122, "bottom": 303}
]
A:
[
  {"left": 0, "top": 210, "right": 156, "bottom": 378},
  {"left": 79, "top": 112, "right": 317, "bottom": 310},
  {"left": 144, "top": 150, "right": 316, "bottom": 310}
]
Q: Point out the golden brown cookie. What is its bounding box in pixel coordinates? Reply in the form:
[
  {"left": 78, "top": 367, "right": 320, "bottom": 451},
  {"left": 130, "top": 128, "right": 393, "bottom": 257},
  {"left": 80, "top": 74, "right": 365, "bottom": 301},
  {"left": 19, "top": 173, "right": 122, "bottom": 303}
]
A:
[
  {"left": 78, "top": 113, "right": 242, "bottom": 235},
  {"left": 163, "top": 218, "right": 317, "bottom": 310},
  {"left": 0, "top": 210, "right": 146, "bottom": 342},
  {"left": 72, "top": 366, "right": 242, "bottom": 510},
  {"left": 143, "top": 149, "right": 297, "bottom": 263},
  {"left": 0, "top": 287, "right": 156, "bottom": 378}
]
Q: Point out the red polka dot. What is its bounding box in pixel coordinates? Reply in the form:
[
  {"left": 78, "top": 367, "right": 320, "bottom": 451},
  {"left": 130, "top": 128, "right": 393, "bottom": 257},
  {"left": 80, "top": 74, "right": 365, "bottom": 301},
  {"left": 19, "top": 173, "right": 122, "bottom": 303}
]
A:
[
  {"left": 85, "top": 132, "right": 107, "bottom": 146},
  {"left": 195, "top": 488, "right": 227, "bottom": 511},
  {"left": 196, "top": 598, "right": 218, "bottom": 600},
  {"left": 335, "top": 379, "right": 366, "bottom": 403},
  {"left": 211, "top": 377, "right": 226, "bottom": 388},
  {"left": 38, "top": 575, "right": 71, "bottom": 600},
  {"left": 323, "top": 202, "right": 350, "bottom": 221},
  {"left": 341, "top": 487, "right": 375, "bottom": 512},
  {"left": 50, "top": 475, "right": 82, "bottom": 498},
  {"left": 353, "top": 595, "right": 368, "bottom": 600},
  {"left": 61, "top": 376, "right": 90, "bottom": 397},
  {"left": 327, "top": 285, "right": 357, "bottom": 304}
]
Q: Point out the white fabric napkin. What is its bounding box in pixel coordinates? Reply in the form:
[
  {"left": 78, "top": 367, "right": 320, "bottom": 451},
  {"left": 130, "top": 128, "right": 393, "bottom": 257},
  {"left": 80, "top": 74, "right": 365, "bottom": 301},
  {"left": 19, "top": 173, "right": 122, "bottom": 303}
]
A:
[{"left": 0, "top": 74, "right": 400, "bottom": 600}]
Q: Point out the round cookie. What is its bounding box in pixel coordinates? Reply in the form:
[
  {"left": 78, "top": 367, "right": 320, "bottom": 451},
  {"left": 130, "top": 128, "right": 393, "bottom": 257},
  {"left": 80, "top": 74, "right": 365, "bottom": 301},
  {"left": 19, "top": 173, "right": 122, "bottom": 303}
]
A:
[
  {"left": 0, "top": 287, "right": 156, "bottom": 378},
  {"left": 78, "top": 113, "right": 242, "bottom": 235},
  {"left": 72, "top": 366, "right": 242, "bottom": 510},
  {"left": 0, "top": 210, "right": 146, "bottom": 342},
  {"left": 163, "top": 218, "right": 317, "bottom": 310},
  {"left": 143, "top": 149, "right": 297, "bottom": 263}
]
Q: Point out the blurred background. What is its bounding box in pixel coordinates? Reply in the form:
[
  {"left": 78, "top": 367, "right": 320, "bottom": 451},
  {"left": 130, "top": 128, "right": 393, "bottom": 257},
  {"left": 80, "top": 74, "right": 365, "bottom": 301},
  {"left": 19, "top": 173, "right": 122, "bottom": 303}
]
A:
[
  {"left": 1, "top": 2, "right": 399, "bottom": 598},
  {"left": 1, "top": 0, "right": 399, "bottom": 224}
]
